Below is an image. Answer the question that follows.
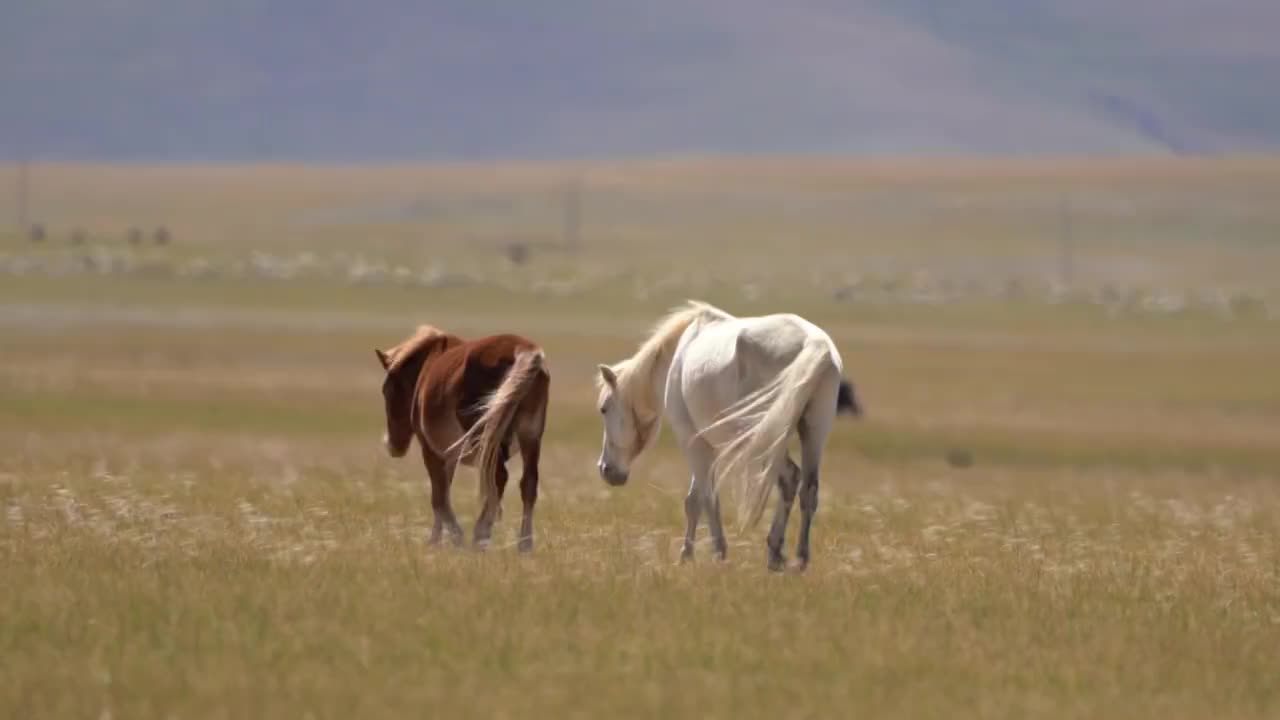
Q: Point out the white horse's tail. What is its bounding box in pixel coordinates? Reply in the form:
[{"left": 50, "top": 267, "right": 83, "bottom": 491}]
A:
[
  {"left": 706, "top": 339, "right": 837, "bottom": 531},
  {"left": 450, "top": 349, "right": 547, "bottom": 508}
]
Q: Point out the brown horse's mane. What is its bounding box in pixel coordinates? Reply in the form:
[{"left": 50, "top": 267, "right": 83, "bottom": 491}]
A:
[{"left": 383, "top": 325, "right": 457, "bottom": 373}]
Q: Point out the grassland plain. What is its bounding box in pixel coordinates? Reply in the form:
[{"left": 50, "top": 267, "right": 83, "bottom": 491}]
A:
[{"left": 2, "top": 159, "right": 1279, "bottom": 718}]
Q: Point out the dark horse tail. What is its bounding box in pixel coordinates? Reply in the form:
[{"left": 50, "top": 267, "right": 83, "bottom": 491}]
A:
[
  {"left": 454, "top": 349, "right": 549, "bottom": 508},
  {"left": 837, "top": 378, "right": 862, "bottom": 417}
]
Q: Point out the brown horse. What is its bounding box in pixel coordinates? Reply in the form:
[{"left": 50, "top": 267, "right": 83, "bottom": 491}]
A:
[{"left": 376, "top": 325, "right": 549, "bottom": 551}]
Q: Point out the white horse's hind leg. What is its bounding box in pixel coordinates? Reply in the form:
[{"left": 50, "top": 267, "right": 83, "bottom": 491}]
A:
[
  {"left": 681, "top": 477, "right": 703, "bottom": 562},
  {"left": 766, "top": 456, "right": 801, "bottom": 572},
  {"left": 704, "top": 485, "right": 728, "bottom": 561},
  {"left": 796, "top": 398, "right": 836, "bottom": 570},
  {"left": 796, "top": 466, "right": 819, "bottom": 570}
]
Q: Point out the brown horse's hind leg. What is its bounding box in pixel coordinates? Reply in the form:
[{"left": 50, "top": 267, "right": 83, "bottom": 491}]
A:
[
  {"left": 516, "top": 434, "right": 541, "bottom": 553},
  {"left": 472, "top": 445, "right": 510, "bottom": 549},
  {"left": 515, "top": 382, "right": 548, "bottom": 553},
  {"left": 495, "top": 444, "right": 511, "bottom": 522},
  {"left": 423, "top": 448, "right": 463, "bottom": 546}
]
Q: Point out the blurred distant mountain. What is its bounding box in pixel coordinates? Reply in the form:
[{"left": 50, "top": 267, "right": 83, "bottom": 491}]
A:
[{"left": 3, "top": 0, "right": 1278, "bottom": 159}]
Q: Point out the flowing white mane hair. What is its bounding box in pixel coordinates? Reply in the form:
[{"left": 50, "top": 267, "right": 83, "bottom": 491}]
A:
[{"left": 595, "top": 300, "right": 734, "bottom": 421}]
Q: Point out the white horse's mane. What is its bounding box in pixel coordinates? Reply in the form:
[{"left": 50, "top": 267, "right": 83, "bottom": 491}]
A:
[{"left": 598, "top": 300, "right": 733, "bottom": 416}]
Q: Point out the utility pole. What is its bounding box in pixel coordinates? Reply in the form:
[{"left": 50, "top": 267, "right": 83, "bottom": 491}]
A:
[
  {"left": 16, "top": 158, "right": 29, "bottom": 232},
  {"left": 562, "top": 177, "right": 581, "bottom": 251},
  {"left": 1058, "top": 195, "right": 1074, "bottom": 286}
]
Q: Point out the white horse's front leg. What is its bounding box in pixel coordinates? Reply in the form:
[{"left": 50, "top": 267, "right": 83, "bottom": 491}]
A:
[{"left": 680, "top": 438, "right": 720, "bottom": 563}]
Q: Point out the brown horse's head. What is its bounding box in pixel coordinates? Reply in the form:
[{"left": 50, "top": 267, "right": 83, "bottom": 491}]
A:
[{"left": 375, "top": 326, "right": 454, "bottom": 458}]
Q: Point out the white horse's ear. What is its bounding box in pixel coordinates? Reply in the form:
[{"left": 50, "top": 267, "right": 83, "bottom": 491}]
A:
[
  {"left": 376, "top": 348, "right": 392, "bottom": 370},
  {"left": 597, "top": 364, "right": 617, "bottom": 387}
]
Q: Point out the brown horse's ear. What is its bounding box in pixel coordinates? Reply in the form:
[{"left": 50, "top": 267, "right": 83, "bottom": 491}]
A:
[
  {"left": 375, "top": 348, "right": 392, "bottom": 370},
  {"left": 598, "top": 364, "right": 617, "bottom": 388}
]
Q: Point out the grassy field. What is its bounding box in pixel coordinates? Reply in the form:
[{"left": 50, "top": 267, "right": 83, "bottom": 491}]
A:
[{"left": 2, "top": 158, "right": 1280, "bottom": 718}]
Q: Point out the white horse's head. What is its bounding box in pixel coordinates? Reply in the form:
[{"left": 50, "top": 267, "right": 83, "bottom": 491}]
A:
[
  {"left": 595, "top": 364, "right": 658, "bottom": 486},
  {"left": 594, "top": 302, "right": 719, "bottom": 487}
]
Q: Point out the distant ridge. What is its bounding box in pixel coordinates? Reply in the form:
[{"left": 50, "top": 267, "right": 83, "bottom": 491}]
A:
[{"left": 3, "top": 0, "right": 1278, "bottom": 160}]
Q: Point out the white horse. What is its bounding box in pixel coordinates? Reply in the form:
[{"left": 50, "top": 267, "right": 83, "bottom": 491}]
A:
[{"left": 596, "top": 300, "right": 860, "bottom": 571}]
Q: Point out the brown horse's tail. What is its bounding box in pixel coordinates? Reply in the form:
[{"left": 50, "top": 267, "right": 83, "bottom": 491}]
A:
[{"left": 452, "top": 349, "right": 548, "bottom": 509}]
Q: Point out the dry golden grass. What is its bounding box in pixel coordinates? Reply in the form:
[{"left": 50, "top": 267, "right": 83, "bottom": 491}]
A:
[
  {"left": 4, "top": 434, "right": 1279, "bottom": 719},
  {"left": 2, "top": 158, "right": 1280, "bottom": 718}
]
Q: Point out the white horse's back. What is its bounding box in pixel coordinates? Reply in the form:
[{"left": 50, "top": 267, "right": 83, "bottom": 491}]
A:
[{"left": 671, "top": 312, "right": 842, "bottom": 441}]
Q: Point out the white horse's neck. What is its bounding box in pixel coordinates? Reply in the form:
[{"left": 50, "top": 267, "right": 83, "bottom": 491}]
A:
[
  {"left": 624, "top": 348, "right": 674, "bottom": 421},
  {"left": 615, "top": 301, "right": 731, "bottom": 422}
]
